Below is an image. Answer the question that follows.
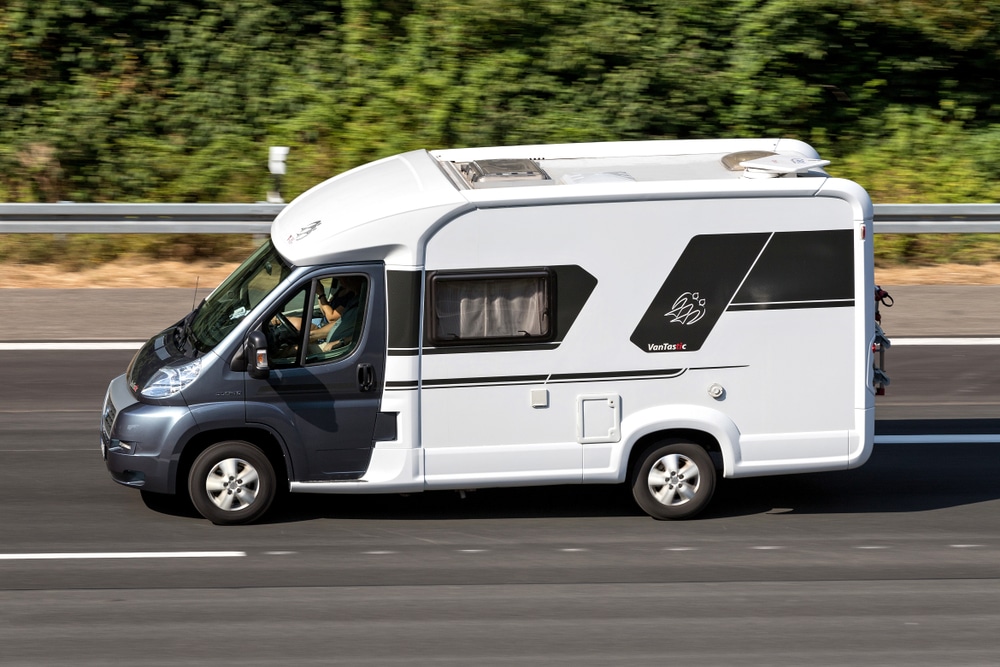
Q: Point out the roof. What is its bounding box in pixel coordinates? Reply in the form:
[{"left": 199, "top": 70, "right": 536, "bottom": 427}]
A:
[
  {"left": 431, "top": 138, "right": 827, "bottom": 189},
  {"left": 271, "top": 138, "right": 841, "bottom": 267}
]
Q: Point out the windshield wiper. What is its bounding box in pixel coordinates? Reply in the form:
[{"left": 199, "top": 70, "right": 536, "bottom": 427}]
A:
[{"left": 175, "top": 300, "right": 204, "bottom": 352}]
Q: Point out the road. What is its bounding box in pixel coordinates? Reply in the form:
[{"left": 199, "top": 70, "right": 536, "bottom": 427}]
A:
[{"left": 1, "top": 287, "right": 1000, "bottom": 664}]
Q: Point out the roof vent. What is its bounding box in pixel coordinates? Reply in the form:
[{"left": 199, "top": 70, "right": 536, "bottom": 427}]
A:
[
  {"left": 722, "top": 151, "right": 777, "bottom": 171},
  {"left": 738, "top": 154, "right": 831, "bottom": 179},
  {"left": 457, "top": 159, "right": 553, "bottom": 188}
]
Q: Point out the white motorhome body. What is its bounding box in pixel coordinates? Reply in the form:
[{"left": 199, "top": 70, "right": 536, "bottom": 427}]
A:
[{"left": 102, "top": 138, "right": 879, "bottom": 524}]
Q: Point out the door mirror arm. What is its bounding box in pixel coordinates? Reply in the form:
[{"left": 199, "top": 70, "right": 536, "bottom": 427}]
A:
[{"left": 229, "top": 345, "right": 246, "bottom": 372}]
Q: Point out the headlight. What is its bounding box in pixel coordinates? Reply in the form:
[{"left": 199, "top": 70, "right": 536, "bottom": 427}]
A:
[{"left": 141, "top": 358, "right": 202, "bottom": 398}]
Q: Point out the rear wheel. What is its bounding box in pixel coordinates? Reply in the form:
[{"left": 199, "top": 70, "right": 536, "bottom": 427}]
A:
[
  {"left": 188, "top": 440, "right": 276, "bottom": 525},
  {"left": 632, "top": 441, "right": 715, "bottom": 520}
]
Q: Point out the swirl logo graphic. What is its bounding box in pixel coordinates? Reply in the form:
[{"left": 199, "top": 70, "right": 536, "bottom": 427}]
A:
[
  {"left": 286, "top": 219, "right": 321, "bottom": 244},
  {"left": 665, "top": 291, "right": 706, "bottom": 325}
]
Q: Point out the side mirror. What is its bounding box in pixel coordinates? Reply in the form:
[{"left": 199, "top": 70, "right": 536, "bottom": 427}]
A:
[{"left": 246, "top": 331, "right": 270, "bottom": 380}]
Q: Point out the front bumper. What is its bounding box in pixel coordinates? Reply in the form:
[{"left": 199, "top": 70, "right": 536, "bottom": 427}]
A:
[{"left": 101, "top": 374, "right": 194, "bottom": 495}]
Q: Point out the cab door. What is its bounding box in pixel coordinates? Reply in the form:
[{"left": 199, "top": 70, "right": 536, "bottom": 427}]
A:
[{"left": 244, "top": 265, "right": 387, "bottom": 481}]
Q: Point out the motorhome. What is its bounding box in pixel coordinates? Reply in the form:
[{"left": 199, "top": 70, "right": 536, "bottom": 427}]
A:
[{"left": 101, "top": 138, "right": 886, "bottom": 524}]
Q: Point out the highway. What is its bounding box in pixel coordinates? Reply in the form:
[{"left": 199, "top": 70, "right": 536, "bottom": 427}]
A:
[{"left": 1, "top": 287, "right": 1000, "bottom": 665}]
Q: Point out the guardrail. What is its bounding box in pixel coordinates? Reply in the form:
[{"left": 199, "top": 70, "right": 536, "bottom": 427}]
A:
[
  {"left": 0, "top": 203, "right": 282, "bottom": 234},
  {"left": 871, "top": 204, "right": 1000, "bottom": 233},
  {"left": 1, "top": 202, "right": 999, "bottom": 234}
]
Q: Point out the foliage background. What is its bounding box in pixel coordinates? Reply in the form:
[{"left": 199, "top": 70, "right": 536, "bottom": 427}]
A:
[{"left": 1, "top": 0, "right": 999, "bottom": 265}]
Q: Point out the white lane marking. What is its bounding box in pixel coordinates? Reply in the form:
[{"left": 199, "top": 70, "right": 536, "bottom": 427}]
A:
[
  {"left": 876, "top": 434, "right": 1000, "bottom": 444},
  {"left": 560, "top": 548, "right": 588, "bottom": 552},
  {"left": 363, "top": 551, "right": 397, "bottom": 555},
  {"left": 664, "top": 547, "right": 697, "bottom": 552},
  {"left": 0, "top": 551, "right": 245, "bottom": 561},
  {"left": 0, "top": 342, "right": 144, "bottom": 351},
  {"left": 0, "top": 409, "right": 95, "bottom": 413},
  {"left": 891, "top": 338, "right": 1000, "bottom": 346},
  {"left": 750, "top": 546, "right": 784, "bottom": 550},
  {"left": 1, "top": 450, "right": 97, "bottom": 453},
  {"left": 458, "top": 549, "right": 487, "bottom": 553},
  {"left": 856, "top": 546, "right": 888, "bottom": 550},
  {"left": 950, "top": 544, "right": 984, "bottom": 549}
]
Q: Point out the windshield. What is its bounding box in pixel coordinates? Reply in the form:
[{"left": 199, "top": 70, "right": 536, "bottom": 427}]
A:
[{"left": 184, "top": 240, "right": 294, "bottom": 352}]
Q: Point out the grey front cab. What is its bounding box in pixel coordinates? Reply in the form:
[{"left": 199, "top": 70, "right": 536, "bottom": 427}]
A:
[{"left": 102, "top": 249, "right": 390, "bottom": 517}]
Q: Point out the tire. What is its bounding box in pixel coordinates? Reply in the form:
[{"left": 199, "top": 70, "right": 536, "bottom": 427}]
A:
[
  {"left": 188, "top": 440, "right": 276, "bottom": 525},
  {"left": 631, "top": 441, "right": 715, "bottom": 520}
]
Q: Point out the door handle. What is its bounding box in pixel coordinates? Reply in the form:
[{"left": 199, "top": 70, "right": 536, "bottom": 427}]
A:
[{"left": 357, "top": 363, "right": 376, "bottom": 392}]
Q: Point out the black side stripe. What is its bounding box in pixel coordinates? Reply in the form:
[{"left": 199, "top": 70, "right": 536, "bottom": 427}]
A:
[
  {"left": 727, "top": 299, "right": 854, "bottom": 311},
  {"left": 384, "top": 365, "right": 747, "bottom": 391},
  {"left": 385, "top": 380, "right": 420, "bottom": 389},
  {"left": 389, "top": 342, "right": 562, "bottom": 356},
  {"left": 423, "top": 342, "right": 561, "bottom": 355}
]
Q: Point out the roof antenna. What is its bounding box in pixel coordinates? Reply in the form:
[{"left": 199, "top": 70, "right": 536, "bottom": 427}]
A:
[{"left": 192, "top": 275, "right": 200, "bottom": 311}]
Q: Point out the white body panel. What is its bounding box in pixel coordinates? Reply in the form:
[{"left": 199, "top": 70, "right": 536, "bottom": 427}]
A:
[
  {"left": 268, "top": 139, "right": 875, "bottom": 495},
  {"left": 419, "top": 195, "right": 871, "bottom": 484}
]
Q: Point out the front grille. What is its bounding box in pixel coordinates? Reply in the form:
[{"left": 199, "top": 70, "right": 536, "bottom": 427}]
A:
[{"left": 102, "top": 397, "right": 117, "bottom": 437}]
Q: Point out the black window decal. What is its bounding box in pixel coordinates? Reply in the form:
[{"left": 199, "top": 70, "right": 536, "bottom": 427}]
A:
[
  {"left": 632, "top": 230, "right": 856, "bottom": 353},
  {"left": 631, "top": 233, "right": 770, "bottom": 354},
  {"left": 731, "top": 229, "right": 854, "bottom": 307}
]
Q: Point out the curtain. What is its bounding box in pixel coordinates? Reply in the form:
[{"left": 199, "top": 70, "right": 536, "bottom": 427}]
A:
[{"left": 435, "top": 276, "right": 547, "bottom": 340}]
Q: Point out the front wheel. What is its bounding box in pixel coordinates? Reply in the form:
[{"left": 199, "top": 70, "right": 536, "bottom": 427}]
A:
[
  {"left": 189, "top": 441, "right": 276, "bottom": 525},
  {"left": 631, "top": 441, "right": 715, "bottom": 520}
]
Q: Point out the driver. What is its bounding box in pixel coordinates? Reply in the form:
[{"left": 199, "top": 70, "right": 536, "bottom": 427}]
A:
[
  {"left": 311, "top": 276, "right": 362, "bottom": 342},
  {"left": 275, "top": 276, "right": 362, "bottom": 343}
]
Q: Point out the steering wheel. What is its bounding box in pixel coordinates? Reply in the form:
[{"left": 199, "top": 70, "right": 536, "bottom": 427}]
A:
[{"left": 271, "top": 312, "right": 298, "bottom": 343}]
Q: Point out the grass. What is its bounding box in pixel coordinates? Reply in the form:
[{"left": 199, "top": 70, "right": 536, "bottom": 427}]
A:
[
  {"left": 874, "top": 235, "right": 1000, "bottom": 268},
  {"left": 0, "top": 234, "right": 260, "bottom": 270}
]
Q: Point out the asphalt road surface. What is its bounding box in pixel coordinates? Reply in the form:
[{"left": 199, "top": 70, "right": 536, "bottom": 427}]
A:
[{"left": 1, "top": 286, "right": 1000, "bottom": 665}]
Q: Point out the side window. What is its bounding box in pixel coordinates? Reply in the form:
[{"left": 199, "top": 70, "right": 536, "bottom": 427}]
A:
[
  {"left": 265, "top": 286, "right": 308, "bottom": 368},
  {"left": 264, "top": 274, "right": 368, "bottom": 367},
  {"left": 305, "top": 274, "right": 368, "bottom": 364},
  {"left": 430, "top": 270, "right": 551, "bottom": 344}
]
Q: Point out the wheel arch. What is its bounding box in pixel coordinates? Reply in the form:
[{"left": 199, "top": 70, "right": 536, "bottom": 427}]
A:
[
  {"left": 174, "top": 427, "right": 290, "bottom": 497},
  {"left": 627, "top": 429, "right": 722, "bottom": 484},
  {"left": 620, "top": 405, "right": 742, "bottom": 480}
]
